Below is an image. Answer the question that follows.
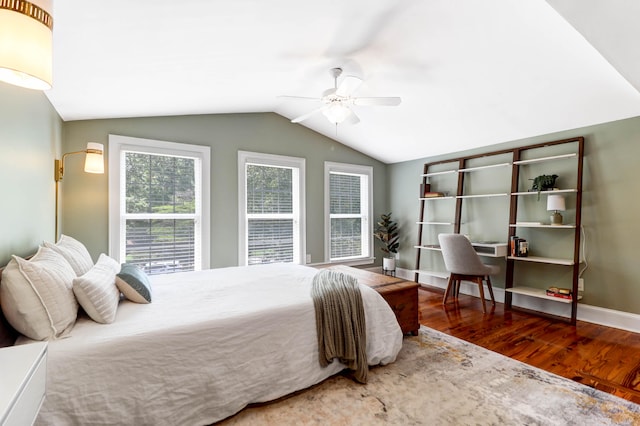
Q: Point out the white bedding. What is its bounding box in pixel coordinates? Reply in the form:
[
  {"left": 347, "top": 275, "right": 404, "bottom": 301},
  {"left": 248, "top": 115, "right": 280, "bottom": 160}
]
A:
[{"left": 22, "top": 264, "right": 403, "bottom": 425}]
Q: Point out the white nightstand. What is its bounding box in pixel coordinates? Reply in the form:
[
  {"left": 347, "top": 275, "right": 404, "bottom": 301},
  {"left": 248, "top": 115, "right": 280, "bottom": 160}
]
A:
[{"left": 0, "top": 342, "right": 47, "bottom": 426}]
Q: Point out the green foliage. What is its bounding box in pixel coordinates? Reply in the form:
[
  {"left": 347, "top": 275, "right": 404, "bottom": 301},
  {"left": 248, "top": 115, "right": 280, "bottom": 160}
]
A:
[
  {"left": 125, "top": 152, "right": 196, "bottom": 214},
  {"left": 373, "top": 212, "right": 399, "bottom": 256},
  {"left": 529, "top": 174, "right": 558, "bottom": 200}
]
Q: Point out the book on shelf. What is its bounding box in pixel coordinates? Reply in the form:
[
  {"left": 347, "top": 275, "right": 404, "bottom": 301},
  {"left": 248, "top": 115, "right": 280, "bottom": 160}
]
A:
[
  {"left": 509, "top": 236, "right": 529, "bottom": 257},
  {"left": 546, "top": 287, "right": 572, "bottom": 300}
]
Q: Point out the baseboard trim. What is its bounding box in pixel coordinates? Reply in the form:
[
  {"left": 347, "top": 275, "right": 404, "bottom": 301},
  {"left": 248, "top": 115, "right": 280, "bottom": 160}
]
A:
[{"left": 394, "top": 267, "right": 640, "bottom": 334}]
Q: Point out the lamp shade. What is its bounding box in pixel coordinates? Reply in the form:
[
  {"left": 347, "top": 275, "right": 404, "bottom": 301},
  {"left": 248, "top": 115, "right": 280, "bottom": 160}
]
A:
[
  {"left": 84, "top": 142, "right": 104, "bottom": 174},
  {"left": 0, "top": 0, "right": 53, "bottom": 90},
  {"left": 546, "top": 194, "right": 566, "bottom": 212},
  {"left": 322, "top": 103, "right": 352, "bottom": 124}
]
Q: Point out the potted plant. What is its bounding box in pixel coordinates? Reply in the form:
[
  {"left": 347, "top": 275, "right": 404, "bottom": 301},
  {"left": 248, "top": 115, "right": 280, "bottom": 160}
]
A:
[{"left": 373, "top": 212, "right": 399, "bottom": 273}]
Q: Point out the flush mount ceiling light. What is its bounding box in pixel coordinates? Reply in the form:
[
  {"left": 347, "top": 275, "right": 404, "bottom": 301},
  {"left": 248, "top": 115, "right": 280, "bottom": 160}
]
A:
[{"left": 0, "top": 0, "right": 53, "bottom": 90}]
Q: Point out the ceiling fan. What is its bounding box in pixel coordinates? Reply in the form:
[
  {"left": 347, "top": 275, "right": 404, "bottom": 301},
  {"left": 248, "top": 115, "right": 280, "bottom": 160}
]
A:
[{"left": 280, "top": 68, "right": 401, "bottom": 125}]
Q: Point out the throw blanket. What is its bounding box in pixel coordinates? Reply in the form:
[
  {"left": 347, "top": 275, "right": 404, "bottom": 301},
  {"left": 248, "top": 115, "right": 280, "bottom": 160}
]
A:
[{"left": 311, "top": 269, "right": 368, "bottom": 383}]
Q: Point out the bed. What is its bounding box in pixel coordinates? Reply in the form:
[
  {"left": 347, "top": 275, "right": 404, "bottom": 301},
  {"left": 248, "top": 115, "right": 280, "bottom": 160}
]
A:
[{"left": 1, "top": 261, "right": 403, "bottom": 425}]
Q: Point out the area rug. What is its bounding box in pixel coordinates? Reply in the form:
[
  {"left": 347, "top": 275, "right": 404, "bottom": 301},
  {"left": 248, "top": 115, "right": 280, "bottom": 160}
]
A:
[{"left": 218, "top": 326, "right": 640, "bottom": 425}]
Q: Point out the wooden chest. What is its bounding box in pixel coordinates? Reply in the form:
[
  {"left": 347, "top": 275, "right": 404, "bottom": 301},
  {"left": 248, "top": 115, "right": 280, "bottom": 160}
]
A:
[{"left": 319, "top": 265, "right": 420, "bottom": 335}]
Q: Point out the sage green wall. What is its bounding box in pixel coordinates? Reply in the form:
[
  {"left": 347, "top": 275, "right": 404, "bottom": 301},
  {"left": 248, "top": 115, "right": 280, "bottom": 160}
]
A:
[
  {"left": 61, "top": 113, "right": 388, "bottom": 268},
  {"left": 0, "top": 83, "right": 62, "bottom": 265},
  {"left": 389, "top": 116, "right": 640, "bottom": 315}
]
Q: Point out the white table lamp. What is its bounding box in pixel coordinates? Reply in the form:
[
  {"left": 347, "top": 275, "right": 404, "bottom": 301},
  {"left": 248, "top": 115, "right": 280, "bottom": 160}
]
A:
[{"left": 547, "top": 194, "right": 566, "bottom": 225}]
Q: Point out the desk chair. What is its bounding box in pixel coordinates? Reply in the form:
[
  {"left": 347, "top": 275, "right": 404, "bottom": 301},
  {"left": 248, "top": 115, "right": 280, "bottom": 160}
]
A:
[{"left": 438, "top": 233, "right": 499, "bottom": 313}]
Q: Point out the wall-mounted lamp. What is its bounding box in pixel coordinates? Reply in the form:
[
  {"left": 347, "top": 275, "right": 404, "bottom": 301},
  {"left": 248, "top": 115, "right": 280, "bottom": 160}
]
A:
[
  {"left": 546, "top": 194, "right": 566, "bottom": 226},
  {"left": 54, "top": 143, "right": 104, "bottom": 239},
  {"left": 0, "top": 0, "right": 53, "bottom": 90}
]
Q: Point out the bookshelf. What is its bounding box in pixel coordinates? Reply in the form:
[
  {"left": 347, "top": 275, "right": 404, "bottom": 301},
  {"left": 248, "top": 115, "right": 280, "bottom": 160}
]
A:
[{"left": 414, "top": 137, "right": 584, "bottom": 324}]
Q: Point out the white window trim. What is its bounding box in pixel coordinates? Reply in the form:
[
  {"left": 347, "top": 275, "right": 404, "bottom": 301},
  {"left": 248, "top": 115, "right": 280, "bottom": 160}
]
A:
[
  {"left": 238, "top": 151, "right": 306, "bottom": 266},
  {"left": 108, "top": 134, "right": 211, "bottom": 269},
  {"left": 324, "top": 162, "right": 374, "bottom": 264}
]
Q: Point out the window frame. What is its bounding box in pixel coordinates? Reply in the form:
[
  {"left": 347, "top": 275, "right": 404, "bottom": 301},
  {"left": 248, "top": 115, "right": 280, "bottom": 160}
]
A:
[
  {"left": 324, "top": 161, "right": 374, "bottom": 265},
  {"left": 238, "top": 151, "right": 306, "bottom": 266},
  {"left": 108, "top": 134, "right": 211, "bottom": 271}
]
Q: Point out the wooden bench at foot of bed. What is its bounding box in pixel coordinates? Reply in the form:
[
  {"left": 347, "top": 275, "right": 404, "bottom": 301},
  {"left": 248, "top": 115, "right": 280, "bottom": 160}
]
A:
[{"left": 317, "top": 265, "right": 419, "bottom": 335}]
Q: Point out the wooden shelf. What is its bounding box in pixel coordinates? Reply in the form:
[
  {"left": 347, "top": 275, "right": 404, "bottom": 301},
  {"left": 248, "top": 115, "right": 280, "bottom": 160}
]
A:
[
  {"left": 421, "top": 170, "right": 457, "bottom": 178},
  {"left": 416, "top": 221, "right": 454, "bottom": 226},
  {"left": 511, "top": 223, "right": 576, "bottom": 229},
  {"left": 414, "top": 245, "right": 441, "bottom": 251},
  {"left": 507, "top": 255, "right": 574, "bottom": 265},
  {"left": 419, "top": 196, "right": 455, "bottom": 201},
  {"left": 512, "top": 153, "right": 577, "bottom": 165},
  {"left": 458, "top": 162, "right": 511, "bottom": 172},
  {"left": 456, "top": 193, "right": 509, "bottom": 199},
  {"left": 506, "top": 286, "right": 582, "bottom": 303},
  {"left": 511, "top": 189, "right": 577, "bottom": 196}
]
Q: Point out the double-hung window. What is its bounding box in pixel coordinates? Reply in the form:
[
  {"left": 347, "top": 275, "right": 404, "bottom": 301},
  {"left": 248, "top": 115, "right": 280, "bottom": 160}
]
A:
[
  {"left": 238, "top": 151, "right": 305, "bottom": 265},
  {"left": 325, "top": 162, "right": 373, "bottom": 263},
  {"left": 108, "top": 135, "right": 210, "bottom": 274}
]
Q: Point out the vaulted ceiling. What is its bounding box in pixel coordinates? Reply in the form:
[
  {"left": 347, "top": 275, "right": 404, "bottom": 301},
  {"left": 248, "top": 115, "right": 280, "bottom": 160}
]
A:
[{"left": 45, "top": 0, "right": 640, "bottom": 163}]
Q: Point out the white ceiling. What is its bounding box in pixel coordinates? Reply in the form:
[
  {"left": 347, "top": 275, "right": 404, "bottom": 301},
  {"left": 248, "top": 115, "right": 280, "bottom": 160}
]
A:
[{"left": 45, "top": 0, "right": 640, "bottom": 164}]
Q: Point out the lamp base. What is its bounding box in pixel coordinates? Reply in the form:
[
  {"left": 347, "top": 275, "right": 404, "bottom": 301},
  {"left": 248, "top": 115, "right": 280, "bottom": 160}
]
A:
[{"left": 550, "top": 211, "right": 563, "bottom": 225}]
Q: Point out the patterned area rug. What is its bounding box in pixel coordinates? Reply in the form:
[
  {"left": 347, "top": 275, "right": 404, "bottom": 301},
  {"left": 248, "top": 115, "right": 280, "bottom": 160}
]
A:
[{"left": 219, "top": 326, "right": 640, "bottom": 425}]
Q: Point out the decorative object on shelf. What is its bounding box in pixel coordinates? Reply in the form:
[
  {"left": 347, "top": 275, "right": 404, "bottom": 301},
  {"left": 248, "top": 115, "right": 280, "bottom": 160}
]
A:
[
  {"left": 422, "top": 191, "right": 445, "bottom": 198},
  {"left": 529, "top": 174, "right": 558, "bottom": 200},
  {"left": 0, "top": 0, "right": 53, "bottom": 90},
  {"left": 547, "top": 194, "right": 566, "bottom": 225},
  {"left": 374, "top": 212, "right": 399, "bottom": 274}
]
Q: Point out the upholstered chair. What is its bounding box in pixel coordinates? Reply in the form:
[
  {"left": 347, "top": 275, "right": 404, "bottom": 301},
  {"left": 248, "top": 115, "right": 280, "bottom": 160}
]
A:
[{"left": 438, "top": 233, "right": 499, "bottom": 313}]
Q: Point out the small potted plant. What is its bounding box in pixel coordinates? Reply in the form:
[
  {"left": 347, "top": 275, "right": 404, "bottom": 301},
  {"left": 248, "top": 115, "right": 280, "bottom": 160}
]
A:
[{"left": 373, "top": 212, "right": 399, "bottom": 273}]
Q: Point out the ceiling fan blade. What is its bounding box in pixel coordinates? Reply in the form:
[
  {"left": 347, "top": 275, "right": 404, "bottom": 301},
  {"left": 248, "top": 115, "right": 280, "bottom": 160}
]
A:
[
  {"left": 336, "top": 75, "right": 363, "bottom": 97},
  {"left": 352, "top": 96, "right": 402, "bottom": 106},
  {"left": 291, "top": 105, "right": 329, "bottom": 123}
]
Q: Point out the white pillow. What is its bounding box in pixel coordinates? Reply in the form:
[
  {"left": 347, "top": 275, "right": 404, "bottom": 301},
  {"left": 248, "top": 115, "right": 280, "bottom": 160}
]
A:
[
  {"left": 44, "top": 234, "right": 94, "bottom": 276},
  {"left": 73, "top": 254, "right": 121, "bottom": 324},
  {"left": 0, "top": 246, "right": 78, "bottom": 340}
]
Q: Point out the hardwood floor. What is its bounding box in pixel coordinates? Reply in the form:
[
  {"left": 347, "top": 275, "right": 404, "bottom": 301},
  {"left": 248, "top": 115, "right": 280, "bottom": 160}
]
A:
[{"left": 417, "top": 285, "right": 640, "bottom": 405}]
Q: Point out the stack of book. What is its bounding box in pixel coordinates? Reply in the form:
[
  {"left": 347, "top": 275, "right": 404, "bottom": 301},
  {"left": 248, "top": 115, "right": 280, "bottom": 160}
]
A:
[
  {"left": 546, "top": 287, "right": 572, "bottom": 300},
  {"left": 509, "top": 236, "right": 529, "bottom": 257}
]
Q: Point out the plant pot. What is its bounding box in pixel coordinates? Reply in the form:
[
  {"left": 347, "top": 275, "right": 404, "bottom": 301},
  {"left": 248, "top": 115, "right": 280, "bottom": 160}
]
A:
[{"left": 382, "top": 257, "right": 396, "bottom": 272}]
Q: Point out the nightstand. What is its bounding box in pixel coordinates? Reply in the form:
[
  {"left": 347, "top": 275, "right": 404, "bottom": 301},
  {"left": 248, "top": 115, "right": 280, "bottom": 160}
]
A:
[{"left": 0, "top": 342, "right": 47, "bottom": 426}]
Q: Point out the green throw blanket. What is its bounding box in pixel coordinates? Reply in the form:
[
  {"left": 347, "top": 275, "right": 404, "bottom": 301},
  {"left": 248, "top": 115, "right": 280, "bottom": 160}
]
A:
[{"left": 311, "top": 269, "right": 368, "bottom": 383}]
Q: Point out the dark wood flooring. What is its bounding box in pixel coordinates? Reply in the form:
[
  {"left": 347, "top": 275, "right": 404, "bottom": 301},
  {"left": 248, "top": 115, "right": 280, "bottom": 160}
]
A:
[{"left": 417, "top": 285, "right": 640, "bottom": 405}]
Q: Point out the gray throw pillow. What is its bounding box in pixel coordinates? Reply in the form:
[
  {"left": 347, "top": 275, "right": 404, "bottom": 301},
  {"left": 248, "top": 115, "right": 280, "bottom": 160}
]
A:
[{"left": 115, "top": 263, "right": 152, "bottom": 304}]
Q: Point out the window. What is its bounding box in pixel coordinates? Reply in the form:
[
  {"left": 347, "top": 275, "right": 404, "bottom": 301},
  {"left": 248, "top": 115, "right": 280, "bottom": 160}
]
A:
[
  {"left": 325, "top": 162, "right": 373, "bottom": 263},
  {"left": 108, "top": 135, "right": 210, "bottom": 274},
  {"left": 238, "top": 151, "right": 305, "bottom": 265}
]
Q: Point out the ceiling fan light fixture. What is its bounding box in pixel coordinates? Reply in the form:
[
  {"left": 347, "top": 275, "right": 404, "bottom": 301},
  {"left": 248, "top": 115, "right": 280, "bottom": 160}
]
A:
[{"left": 322, "top": 103, "right": 351, "bottom": 124}]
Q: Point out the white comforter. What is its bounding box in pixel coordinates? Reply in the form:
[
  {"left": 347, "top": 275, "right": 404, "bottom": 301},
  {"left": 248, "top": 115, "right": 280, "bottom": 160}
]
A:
[{"left": 24, "top": 264, "right": 403, "bottom": 425}]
